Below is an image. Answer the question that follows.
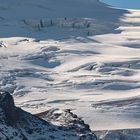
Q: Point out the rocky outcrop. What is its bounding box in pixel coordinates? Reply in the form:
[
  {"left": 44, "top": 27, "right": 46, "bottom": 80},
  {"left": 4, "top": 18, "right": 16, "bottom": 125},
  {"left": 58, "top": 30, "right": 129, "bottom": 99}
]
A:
[
  {"left": 0, "top": 91, "right": 97, "bottom": 140},
  {"left": 0, "top": 91, "right": 19, "bottom": 125},
  {"left": 36, "top": 108, "right": 97, "bottom": 140}
]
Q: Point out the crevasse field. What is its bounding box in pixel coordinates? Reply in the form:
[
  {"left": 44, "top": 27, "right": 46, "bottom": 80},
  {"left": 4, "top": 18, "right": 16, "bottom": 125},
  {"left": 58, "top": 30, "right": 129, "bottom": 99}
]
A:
[{"left": 0, "top": 0, "right": 140, "bottom": 131}]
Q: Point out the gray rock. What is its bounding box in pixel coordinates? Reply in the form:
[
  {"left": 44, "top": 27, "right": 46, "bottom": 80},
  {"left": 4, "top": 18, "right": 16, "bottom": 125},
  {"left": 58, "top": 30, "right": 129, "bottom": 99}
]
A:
[{"left": 0, "top": 91, "right": 97, "bottom": 140}]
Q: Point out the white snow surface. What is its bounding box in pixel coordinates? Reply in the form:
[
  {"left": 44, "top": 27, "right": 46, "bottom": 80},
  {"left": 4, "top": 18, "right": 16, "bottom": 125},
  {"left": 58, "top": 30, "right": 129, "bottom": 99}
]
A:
[{"left": 0, "top": 0, "right": 140, "bottom": 131}]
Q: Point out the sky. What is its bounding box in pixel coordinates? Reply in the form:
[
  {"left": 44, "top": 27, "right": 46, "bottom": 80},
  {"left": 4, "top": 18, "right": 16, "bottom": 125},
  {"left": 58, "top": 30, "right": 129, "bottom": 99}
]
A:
[{"left": 101, "top": 0, "right": 140, "bottom": 9}]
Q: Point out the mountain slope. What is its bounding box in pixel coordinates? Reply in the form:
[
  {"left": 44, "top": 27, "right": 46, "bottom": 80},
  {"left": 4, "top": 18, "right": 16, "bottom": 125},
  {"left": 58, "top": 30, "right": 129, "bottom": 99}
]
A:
[
  {"left": 0, "top": 0, "right": 126, "bottom": 39},
  {"left": 0, "top": 0, "right": 125, "bottom": 20},
  {"left": 95, "top": 129, "right": 140, "bottom": 140},
  {"left": 0, "top": 91, "right": 97, "bottom": 140}
]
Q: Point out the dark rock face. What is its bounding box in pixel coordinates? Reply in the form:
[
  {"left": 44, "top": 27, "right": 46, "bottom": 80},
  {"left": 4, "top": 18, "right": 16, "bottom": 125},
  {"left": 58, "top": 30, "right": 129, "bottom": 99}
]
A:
[
  {"left": 0, "top": 91, "right": 19, "bottom": 125},
  {"left": 0, "top": 92, "right": 97, "bottom": 140}
]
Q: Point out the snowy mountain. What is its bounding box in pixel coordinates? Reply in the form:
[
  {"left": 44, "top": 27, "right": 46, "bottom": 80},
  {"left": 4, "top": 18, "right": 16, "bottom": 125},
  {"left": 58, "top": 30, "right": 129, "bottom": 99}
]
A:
[
  {"left": 0, "top": 0, "right": 125, "bottom": 19},
  {"left": 0, "top": 0, "right": 140, "bottom": 139},
  {"left": 0, "top": 91, "right": 97, "bottom": 140},
  {"left": 0, "top": 0, "right": 126, "bottom": 39}
]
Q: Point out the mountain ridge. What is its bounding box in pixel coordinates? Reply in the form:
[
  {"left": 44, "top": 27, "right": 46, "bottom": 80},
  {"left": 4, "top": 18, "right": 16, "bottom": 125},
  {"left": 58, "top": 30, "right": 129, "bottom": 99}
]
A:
[{"left": 0, "top": 91, "right": 97, "bottom": 140}]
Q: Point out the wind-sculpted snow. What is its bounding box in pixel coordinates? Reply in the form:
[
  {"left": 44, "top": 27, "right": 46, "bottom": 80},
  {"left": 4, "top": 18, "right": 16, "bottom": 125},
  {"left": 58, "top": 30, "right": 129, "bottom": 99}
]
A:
[{"left": 0, "top": 0, "right": 140, "bottom": 135}]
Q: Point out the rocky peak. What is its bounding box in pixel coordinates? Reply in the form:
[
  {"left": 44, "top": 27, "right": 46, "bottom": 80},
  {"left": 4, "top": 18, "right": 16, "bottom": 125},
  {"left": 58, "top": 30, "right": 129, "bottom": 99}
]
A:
[
  {"left": 0, "top": 91, "right": 97, "bottom": 140},
  {"left": 0, "top": 91, "right": 19, "bottom": 125},
  {"left": 36, "top": 108, "right": 97, "bottom": 140}
]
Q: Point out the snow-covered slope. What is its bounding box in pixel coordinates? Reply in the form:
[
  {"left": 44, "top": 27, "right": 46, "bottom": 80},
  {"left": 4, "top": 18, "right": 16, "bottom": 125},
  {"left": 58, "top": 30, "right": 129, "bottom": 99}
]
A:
[
  {"left": 0, "top": 0, "right": 126, "bottom": 39},
  {"left": 0, "top": 0, "right": 140, "bottom": 135},
  {"left": 0, "top": 0, "right": 125, "bottom": 20},
  {"left": 95, "top": 128, "right": 140, "bottom": 140}
]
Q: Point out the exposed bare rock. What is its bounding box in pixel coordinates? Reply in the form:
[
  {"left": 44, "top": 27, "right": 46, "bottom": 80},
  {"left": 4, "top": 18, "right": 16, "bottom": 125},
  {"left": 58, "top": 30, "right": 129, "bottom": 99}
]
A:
[
  {"left": 0, "top": 92, "right": 97, "bottom": 140},
  {"left": 36, "top": 108, "right": 97, "bottom": 140}
]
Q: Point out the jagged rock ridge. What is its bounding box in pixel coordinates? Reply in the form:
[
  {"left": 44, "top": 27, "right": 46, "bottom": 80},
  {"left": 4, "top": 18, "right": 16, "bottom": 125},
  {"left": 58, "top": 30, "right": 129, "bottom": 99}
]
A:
[{"left": 0, "top": 91, "right": 97, "bottom": 140}]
